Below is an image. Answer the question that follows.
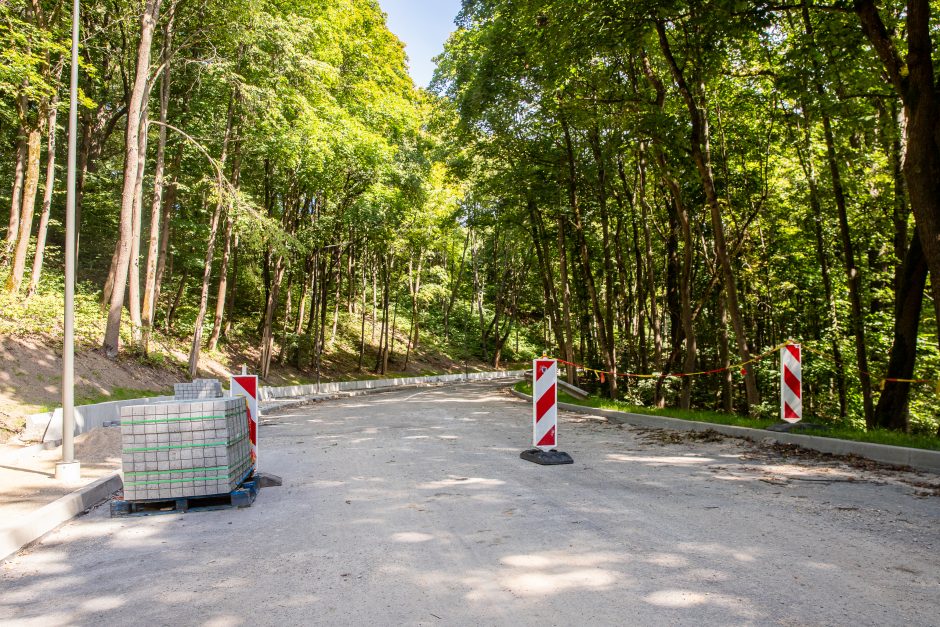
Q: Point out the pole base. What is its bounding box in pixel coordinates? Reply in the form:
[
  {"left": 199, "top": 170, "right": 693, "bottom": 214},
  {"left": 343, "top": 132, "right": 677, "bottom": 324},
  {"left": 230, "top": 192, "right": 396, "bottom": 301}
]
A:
[
  {"left": 55, "top": 461, "right": 81, "bottom": 483},
  {"left": 520, "top": 448, "right": 574, "bottom": 465}
]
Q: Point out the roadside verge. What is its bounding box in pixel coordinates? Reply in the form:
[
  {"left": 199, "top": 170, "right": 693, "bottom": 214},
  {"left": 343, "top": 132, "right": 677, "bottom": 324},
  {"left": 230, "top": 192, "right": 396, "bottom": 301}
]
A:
[{"left": 510, "top": 389, "right": 940, "bottom": 474}]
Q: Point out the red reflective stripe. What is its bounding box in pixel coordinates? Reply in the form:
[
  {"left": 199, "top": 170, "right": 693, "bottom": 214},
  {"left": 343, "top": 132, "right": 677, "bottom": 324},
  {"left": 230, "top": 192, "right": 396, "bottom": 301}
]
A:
[
  {"left": 537, "top": 426, "right": 556, "bottom": 447},
  {"left": 784, "top": 401, "right": 800, "bottom": 419},
  {"left": 786, "top": 345, "right": 800, "bottom": 360},
  {"left": 536, "top": 384, "right": 556, "bottom": 422},
  {"left": 784, "top": 367, "right": 801, "bottom": 398},
  {"left": 535, "top": 360, "right": 554, "bottom": 381},
  {"left": 235, "top": 376, "right": 257, "bottom": 398}
]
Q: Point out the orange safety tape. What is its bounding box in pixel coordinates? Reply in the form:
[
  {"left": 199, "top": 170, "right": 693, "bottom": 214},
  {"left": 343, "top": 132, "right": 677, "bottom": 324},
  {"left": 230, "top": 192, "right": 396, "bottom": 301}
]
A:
[
  {"left": 550, "top": 339, "right": 938, "bottom": 393},
  {"left": 548, "top": 341, "right": 792, "bottom": 381},
  {"left": 801, "top": 343, "right": 938, "bottom": 391}
]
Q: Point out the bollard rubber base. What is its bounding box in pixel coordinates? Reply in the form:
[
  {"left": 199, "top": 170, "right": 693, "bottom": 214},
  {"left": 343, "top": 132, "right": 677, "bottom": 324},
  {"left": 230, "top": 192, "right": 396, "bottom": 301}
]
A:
[{"left": 520, "top": 448, "right": 574, "bottom": 465}]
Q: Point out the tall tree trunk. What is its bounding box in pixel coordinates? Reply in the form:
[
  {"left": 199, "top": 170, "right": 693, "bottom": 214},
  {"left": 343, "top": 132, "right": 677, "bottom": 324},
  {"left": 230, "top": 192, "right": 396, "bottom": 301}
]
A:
[
  {"left": 128, "top": 107, "right": 149, "bottom": 343},
  {"left": 638, "top": 147, "right": 663, "bottom": 380},
  {"left": 186, "top": 85, "right": 238, "bottom": 377},
  {"left": 555, "top": 216, "right": 576, "bottom": 382},
  {"left": 800, "top": 3, "right": 874, "bottom": 426},
  {"left": 855, "top": 0, "right": 940, "bottom": 347},
  {"left": 588, "top": 124, "right": 619, "bottom": 398},
  {"left": 526, "top": 198, "right": 571, "bottom": 381},
  {"left": 223, "top": 233, "right": 239, "bottom": 339},
  {"left": 794, "top": 108, "right": 848, "bottom": 417},
  {"left": 141, "top": 8, "right": 175, "bottom": 354},
  {"left": 657, "top": 21, "right": 759, "bottom": 413},
  {"left": 103, "top": 0, "right": 163, "bottom": 358},
  {"left": 151, "top": 144, "right": 181, "bottom": 337},
  {"left": 561, "top": 114, "right": 616, "bottom": 398},
  {"left": 873, "top": 229, "right": 927, "bottom": 430},
  {"left": 2, "top": 131, "right": 27, "bottom": 268},
  {"left": 328, "top": 248, "right": 342, "bottom": 349},
  {"left": 260, "top": 256, "right": 286, "bottom": 379},
  {"left": 5, "top": 126, "right": 43, "bottom": 293},
  {"left": 166, "top": 270, "right": 186, "bottom": 332},
  {"left": 358, "top": 255, "right": 368, "bottom": 371},
  {"left": 660, "top": 160, "right": 697, "bottom": 410},
  {"left": 444, "top": 231, "right": 469, "bottom": 341},
  {"left": 718, "top": 292, "right": 733, "bottom": 412},
  {"left": 26, "top": 91, "right": 60, "bottom": 298},
  {"left": 821, "top": 109, "right": 875, "bottom": 426},
  {"left": 208, "top": 144, "right": 242, "bottom": 351}
]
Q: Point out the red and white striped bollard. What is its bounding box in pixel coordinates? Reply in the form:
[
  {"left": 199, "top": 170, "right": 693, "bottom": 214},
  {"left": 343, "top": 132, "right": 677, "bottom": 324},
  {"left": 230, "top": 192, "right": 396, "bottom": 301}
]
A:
[{"left": 781, "top": 344, "right": 802, "bottom": 423}]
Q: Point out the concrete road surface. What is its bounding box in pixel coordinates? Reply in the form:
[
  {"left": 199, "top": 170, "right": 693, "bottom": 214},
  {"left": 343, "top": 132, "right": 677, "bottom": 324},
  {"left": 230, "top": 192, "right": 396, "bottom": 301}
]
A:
[{"left": 2, "top": 381, "right": 938, "bottom": 626}]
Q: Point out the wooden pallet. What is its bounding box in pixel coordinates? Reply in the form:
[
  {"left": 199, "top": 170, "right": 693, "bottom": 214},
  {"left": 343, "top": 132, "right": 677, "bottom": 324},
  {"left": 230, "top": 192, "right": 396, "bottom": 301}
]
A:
[{"left": 111, "top": 478, "right": 259, "bottom": 517}]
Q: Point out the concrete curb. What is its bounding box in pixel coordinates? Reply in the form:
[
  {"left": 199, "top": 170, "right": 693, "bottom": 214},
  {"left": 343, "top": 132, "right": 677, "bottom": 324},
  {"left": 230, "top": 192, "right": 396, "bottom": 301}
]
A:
[
  {"left": 260, "top": 370, "right": 527, "bottom": 401},
  {"left": 262, "top": 377, "right": 526, "bottom": 416},
  {"left": 510, "top": 390, "right": 940, "bottom": 474},
  {"left": 28, "top": 395, "right": 176, "bottom": 443},
  {"left": 1, "top": 472, "right": 123, "bottom": 563}
]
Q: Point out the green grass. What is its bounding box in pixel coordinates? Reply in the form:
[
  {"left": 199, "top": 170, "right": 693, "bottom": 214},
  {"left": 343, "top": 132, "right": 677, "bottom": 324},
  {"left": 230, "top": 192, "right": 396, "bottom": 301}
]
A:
[{"left": 514, "top": 382, "right": 940, "bottom": 452}]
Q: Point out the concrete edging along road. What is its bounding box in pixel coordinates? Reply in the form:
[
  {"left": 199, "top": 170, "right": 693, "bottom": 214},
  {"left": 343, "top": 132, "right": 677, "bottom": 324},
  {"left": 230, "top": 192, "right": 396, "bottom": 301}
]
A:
[
  {"left": 0, "top": 472, "right": 122, "bottom": 563},
  {"left": 26, "top": 371, "right": 528, "bottom": 442},
  {"left": 259, "top": 369, "right": 527, "bottom": 401},
  {"left": 259, "top": 370, "right": 528, "bottom": 414},
  {"left": 510, "top": 390, "right": 940, "bottom": 474},
  {"left": 26, "top": 395, "right": 177, "bottom": 443}
]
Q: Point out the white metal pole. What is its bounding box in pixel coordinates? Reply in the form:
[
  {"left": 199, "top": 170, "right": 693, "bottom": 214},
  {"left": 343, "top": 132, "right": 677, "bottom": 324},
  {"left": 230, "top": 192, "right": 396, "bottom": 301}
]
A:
[{"left": 57, "top": 0, "right": 80, "bottom": 481}]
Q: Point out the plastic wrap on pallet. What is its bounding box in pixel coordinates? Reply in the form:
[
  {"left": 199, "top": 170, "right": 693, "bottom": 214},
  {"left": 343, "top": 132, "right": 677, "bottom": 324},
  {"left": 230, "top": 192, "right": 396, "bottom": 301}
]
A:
[{"left": 119, "top": 396, "right": 252, "bottom": 501}]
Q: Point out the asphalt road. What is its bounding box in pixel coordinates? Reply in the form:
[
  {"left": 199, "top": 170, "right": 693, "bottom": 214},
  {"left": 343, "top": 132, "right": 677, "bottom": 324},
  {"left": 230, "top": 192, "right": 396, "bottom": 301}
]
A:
[{"left": 1, "top": 381, "right": 938, "bottom": 626}]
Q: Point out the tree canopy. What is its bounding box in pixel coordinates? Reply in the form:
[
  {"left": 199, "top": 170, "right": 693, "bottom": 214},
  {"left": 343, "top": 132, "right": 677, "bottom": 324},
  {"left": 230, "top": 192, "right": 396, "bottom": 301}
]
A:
[{"left": 0, "top": 0, "right": 937, "bottom": 437}]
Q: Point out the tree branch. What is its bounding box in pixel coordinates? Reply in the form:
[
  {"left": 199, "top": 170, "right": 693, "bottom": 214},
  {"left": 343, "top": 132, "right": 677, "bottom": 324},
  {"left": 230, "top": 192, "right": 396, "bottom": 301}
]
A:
[{"left": 853, "top": 0, "right": 907, "bottom": 98}]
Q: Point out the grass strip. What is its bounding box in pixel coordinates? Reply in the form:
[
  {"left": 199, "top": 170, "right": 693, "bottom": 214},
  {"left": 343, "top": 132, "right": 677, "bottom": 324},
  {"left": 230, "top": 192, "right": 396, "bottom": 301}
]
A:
[{"left": 514, "top": 382, "right": 940, "bottom": 452}]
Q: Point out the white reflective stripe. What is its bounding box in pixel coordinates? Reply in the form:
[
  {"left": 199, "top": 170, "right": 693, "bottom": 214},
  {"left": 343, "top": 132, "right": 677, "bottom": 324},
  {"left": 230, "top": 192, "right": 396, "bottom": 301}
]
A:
[
  {"left": 532, "top": 359, "right": 558, "bottom": 449},
  {"left": 535, "top": 406, "right": 556, "bottom": 444},
  {"left": 780, "top": 345, "right": 802, "bottom": 422},
  {"left": 782, "top": 348, "right": 801, "bottom": 373},
  {"left": 533, "top": 360, "right": 556, "bottom": 399}
]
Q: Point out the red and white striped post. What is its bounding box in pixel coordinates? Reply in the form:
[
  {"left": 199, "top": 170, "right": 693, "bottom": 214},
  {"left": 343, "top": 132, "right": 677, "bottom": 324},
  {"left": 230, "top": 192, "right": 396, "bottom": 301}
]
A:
[
  {"left": 533, "top": 358, "right": 558, "bottom": 449},
  {"left": 781, "top": 344, "right": 802, "bottom": 423},
  {"left": 230, "top": 371, "right": 259, "bottom": 466},
  {"left": 521, "top": 358, "right": 573, "bottom": 465}
]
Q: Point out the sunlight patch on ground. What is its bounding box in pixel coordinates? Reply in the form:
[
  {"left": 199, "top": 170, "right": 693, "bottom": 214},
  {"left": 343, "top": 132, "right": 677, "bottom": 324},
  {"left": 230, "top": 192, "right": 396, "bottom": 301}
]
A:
[
  {"left": 676, "top": 542, "right": 758, "bottom": 563},
  {"left": 643, "top": 553, "right": 690, "bottom": 568},
  {"left": 80, "top": 596, "right": 124, "bottom": 612},
  {"left": 202, "top": 615, "right": 245, "bottom": 627},
  {"left": 391, "top": 532, "right": 435, "bottom": 543},
  {"left": 419, "top": 476, "right": 506, "bottom": 489},
  {"left": 606, "top": 454, "right": 715, "bottom": 465},
  {"left": 644, "top": 589, "right": 709, "bottom": 608},
  {"left": 643, "top": 588, "right": 759, "bottom": 618},
  {"left": 503, "top": 568, "right": 621, "bottom": 596}
]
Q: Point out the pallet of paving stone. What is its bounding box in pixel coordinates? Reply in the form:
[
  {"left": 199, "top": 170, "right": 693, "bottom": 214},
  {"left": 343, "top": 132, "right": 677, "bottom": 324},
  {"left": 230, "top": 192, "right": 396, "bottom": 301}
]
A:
[
  {"left": 110, "top": 476, "right": 258, "bottom": 517},
  {"left": 173, "top": 378, "right": 223, "bottom": 400},
  {"left": 119, "top": 397, "right": 253, "bottom": 502}
]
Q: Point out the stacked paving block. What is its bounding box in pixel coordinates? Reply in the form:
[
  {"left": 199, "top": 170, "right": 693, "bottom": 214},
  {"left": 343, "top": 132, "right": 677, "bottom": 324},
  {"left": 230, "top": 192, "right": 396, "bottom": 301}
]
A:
[
  {"left": 120, "top": 396, "right": 253, "bottom": 502},
  {"left": 173, "top": 378, "right": 223, "bottom": 400}
]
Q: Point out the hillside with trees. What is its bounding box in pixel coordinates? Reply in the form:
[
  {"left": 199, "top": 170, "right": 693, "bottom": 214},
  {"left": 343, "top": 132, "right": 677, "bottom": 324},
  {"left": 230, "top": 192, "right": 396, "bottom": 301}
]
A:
[{"left": 0, "top": 0, "right": 937, "bottom": 440}]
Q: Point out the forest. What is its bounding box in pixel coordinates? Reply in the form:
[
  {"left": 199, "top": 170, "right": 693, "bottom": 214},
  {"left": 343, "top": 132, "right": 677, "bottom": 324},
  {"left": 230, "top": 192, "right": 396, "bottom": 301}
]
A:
[{"left": 0, "top": 0, "right": 938, "bottom": 436}]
